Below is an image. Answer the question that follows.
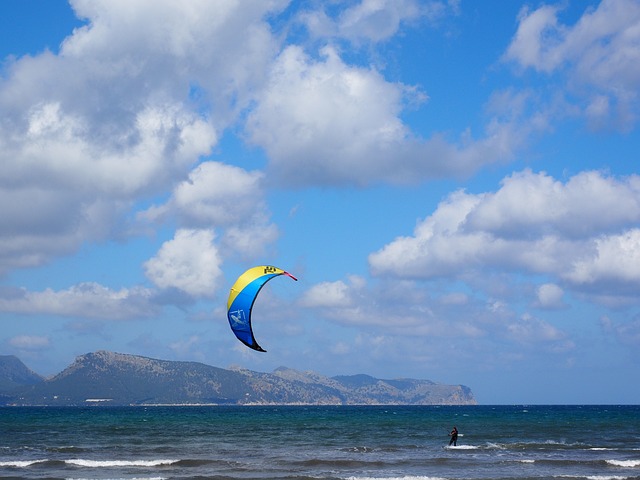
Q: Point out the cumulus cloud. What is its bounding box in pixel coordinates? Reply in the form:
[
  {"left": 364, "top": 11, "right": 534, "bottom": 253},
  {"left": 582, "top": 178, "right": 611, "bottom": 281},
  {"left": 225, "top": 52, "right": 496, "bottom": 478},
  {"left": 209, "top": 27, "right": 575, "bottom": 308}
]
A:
[
  {"left": 465, "top": 169, "right": 640, "bottom": 238},
  {"left": 294, "top": 271, "right": 574, "bottom": 372},
  {"left": 300, "top": 280, "right": 354, "bottom": 308},
  {"left": 505, "top": 313, "right": 568, "bottom": 345},
  {"left": 0, "top": 100, "right": 216, "bottom": 274},
  {"left": 158, "top": 162, "right": 266, "bottom": 227},
  {"left": 299, "top": 274, "right": 486, "bottom": 341},
  {"left": 0, "top": 283, "right": 156, "bottom": 320},
  {"left": 369, "top": 170, "right": 640, "bottom": 303},
  {"left": 63, "top": 0, "right": 284, "bottom": 116},
  {"left": 566, "top": 230, "right": 640, "bottom": 287},
  {"left": 246, "top": 45, "right": 523, "bottom": 186},
  {"left": 0, "top": 0, "right": 287, "bottom": 274},
  {"left": 0, "top": 0, "right": 564, "bottom": 279},
  {"left": 140, "top": 161, "right": 279, "bottom": 258},
  {"left": 300, "top": 0, "right": 455, "bottom": 43},
  {"left": 503, "top": 0, "right": 640, "bottom": 129},
  {"left": 144, "top": 229, "right": 223, "bottom": 298},
  {"left": 535, "top": 283, "right": 565, "bottom": 309}
]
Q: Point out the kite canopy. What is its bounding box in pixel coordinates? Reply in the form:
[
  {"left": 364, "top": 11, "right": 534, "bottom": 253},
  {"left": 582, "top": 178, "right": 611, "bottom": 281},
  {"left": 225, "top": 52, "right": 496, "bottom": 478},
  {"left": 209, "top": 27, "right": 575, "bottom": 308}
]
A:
[{"left": 226, "top": 265, "right": 297, "bottom": 352}]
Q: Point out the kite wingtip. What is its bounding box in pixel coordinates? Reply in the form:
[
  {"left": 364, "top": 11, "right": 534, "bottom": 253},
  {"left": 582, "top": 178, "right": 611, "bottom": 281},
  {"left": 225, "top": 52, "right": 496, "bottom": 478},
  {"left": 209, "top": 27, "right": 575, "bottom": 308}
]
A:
[{"left": 284, "top": 271, "right": 298, "bottom": 281}]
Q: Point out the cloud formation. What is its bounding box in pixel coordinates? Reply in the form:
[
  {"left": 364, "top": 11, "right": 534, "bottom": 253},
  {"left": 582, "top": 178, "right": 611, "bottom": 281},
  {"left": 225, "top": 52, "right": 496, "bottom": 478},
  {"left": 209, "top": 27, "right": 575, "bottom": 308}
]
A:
[
  {"left": 0, "top": 0, "right": 288, "bottom": 274},
  {"left": 504, "top": 0, "right": 640, "bottom": 129},
  {"left": 0, "top": 283, "right": 155, "bottom": 320},
  {"left": 0, "top": 1, "right": 638, "bottom": 401},
  {"left": 369, "top": 170, "right": 640, "bottom": 303},
  {"left": 247, "top": 45, "right": 523, "bottom": 186},
  {"left": 300, "top": 0, "right": 455, "bottom": 43},
  {"left": 144, "top": 229, "right": 223, "bottom": 298}
]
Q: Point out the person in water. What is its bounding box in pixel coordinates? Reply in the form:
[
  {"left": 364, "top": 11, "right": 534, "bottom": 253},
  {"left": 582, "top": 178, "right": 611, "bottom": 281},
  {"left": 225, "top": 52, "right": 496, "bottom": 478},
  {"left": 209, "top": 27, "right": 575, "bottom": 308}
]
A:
[{"left": 449, "top": 426, "right": 458, "bottom": 446}]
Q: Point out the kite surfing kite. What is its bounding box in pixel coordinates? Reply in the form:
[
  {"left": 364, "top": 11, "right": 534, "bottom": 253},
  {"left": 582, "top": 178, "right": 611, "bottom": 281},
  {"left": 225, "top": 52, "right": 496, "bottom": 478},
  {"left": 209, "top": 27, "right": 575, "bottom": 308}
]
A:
[{"left": 226, "top": 265, "right": 297, "bottom": 352}]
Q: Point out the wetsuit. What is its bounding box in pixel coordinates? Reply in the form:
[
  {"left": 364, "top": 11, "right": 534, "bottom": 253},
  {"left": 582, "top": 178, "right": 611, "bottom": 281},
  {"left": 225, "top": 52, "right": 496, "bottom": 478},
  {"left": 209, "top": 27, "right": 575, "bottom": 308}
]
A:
[{"left": 449, "top": 427, "right": 458, "bottom": 446}]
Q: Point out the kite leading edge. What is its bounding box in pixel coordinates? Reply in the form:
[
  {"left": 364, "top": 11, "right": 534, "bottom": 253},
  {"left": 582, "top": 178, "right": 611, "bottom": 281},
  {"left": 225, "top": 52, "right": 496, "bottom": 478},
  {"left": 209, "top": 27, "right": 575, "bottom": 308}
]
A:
[{"left": 226, "top": 265, "right": 297, "bottom": 352}]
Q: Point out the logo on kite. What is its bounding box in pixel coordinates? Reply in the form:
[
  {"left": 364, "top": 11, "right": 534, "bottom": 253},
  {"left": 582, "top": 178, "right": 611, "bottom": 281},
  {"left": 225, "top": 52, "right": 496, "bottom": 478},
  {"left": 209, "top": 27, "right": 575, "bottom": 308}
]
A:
[{"left": 226, "top": 265, "right": 297, "bottom": 352}]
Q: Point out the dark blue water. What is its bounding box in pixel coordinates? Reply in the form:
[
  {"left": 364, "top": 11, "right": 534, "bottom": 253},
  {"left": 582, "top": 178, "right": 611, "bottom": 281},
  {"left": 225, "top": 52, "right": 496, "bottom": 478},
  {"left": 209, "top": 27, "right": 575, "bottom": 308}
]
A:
[{"left": 1, "top": 405, "right": 638, "bottom": 480}]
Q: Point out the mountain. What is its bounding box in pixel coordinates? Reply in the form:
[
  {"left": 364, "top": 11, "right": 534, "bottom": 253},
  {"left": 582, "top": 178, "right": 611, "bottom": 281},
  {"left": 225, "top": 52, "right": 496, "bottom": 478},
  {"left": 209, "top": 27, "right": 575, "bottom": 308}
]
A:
[
  {"left": 2, "top": 351, "right": 476, "bottom": 406},
  {"left": 0, "top": 355, "right": 44, "bottom": 393}
]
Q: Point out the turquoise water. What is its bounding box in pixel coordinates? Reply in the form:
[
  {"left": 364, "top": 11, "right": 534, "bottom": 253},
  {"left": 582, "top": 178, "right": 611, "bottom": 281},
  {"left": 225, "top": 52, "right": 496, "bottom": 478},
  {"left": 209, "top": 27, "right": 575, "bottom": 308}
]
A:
[{"left": 0, "top": 405, "right": 638, "bottom": 480}]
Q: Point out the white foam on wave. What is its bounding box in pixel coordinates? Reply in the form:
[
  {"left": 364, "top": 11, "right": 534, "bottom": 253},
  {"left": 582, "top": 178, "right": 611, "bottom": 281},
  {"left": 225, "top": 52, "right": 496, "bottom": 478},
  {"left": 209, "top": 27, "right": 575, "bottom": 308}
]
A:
[
  {"left": 0, "top": 460, "right": 47, "bottom": 467},
  {"left": 70, "top": 478, "right": 167, "bottom": 480},
  {"left": 69, "top": 477, "right": 167, "bottom": 480},
  {"left": 585, "top": 476, "right": 631, "bottom": 480},
  {"left": 65, "top": 459, "right": 179, "bottom": 468},
  {"left": 346, "top": 477, "right": 447, "bottom": 480},
  {"left": 606, "top": 459, "right": 640, "bottom": 467},
  {"left": 486, "top": 442, "right": 506, "bottom": 450}
]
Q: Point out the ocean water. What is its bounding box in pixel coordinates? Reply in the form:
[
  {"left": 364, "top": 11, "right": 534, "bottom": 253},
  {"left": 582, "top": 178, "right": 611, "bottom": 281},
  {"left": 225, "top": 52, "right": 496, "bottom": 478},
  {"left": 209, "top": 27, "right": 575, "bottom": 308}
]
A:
[{"left": 0, "top": 405, "right": 638, "bottom": 480}]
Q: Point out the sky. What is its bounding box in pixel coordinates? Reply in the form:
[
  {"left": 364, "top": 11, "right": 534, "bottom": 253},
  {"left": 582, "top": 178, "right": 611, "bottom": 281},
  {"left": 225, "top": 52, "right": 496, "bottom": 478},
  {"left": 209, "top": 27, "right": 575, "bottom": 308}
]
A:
[{"left": 0, "top": 0, "right": 639, "bottom": 405}]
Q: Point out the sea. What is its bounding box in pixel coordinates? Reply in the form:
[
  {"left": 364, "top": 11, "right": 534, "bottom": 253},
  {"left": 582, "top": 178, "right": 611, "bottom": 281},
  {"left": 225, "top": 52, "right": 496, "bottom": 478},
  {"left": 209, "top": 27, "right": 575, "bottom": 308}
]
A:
[{"left": 0, "top": 405, "right": 638, "bottom": 480}]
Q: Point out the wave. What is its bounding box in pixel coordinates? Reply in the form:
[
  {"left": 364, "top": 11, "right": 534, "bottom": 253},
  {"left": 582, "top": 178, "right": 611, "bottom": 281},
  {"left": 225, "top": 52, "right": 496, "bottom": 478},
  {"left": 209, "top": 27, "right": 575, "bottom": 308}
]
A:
[
  {"left": 0, "top": 457, "right": 221, "bottom": 470},
  {"left": 583, "top": 476, "right": 635, "bottom": 480},
  {"left": 295, "top": 458, "right": 388, "bottom": 468},
  {"left": 0, "top": 459, "right": 48, "bottom": 467},
  {"left": 65, "top": 459, "right": 180, "bottom": 468},
  {"left": 46, "top": 445, "right": 87, "bottom": 453},
  {"left": 605, "top": 459, "right": 640, "bottom": 467},
  {"left": 346, "top": 477, "right": 448, "bottom": 480},
  {"left": 566, "top": 476, "right": 636, "bottom": 480}
]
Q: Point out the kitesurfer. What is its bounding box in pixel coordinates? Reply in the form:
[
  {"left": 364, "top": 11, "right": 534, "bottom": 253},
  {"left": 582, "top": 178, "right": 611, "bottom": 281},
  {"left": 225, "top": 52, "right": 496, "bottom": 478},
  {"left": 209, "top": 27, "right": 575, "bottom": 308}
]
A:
[{"left": 448, "top": 426, "right": 458, "bottom": 446}]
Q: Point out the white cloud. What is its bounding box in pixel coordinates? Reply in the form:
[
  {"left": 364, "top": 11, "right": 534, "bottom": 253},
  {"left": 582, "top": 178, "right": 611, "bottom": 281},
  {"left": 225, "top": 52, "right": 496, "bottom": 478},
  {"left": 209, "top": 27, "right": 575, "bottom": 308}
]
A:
[
  {"left": 140, "top": 161, "right": 279, "bottom": 259},
  {"left": 369, "top": 170, "right": 640, "bottom": 303},
  {"left": 64, "top": 0, "right": 285, "bottom": 115},
  {"left": 140, "top": 162, "right": 274, "bottom": 227},
  {"left": 247, "top": 45, "right": 522, "bottom": 186},
  {"left": 535, "top": 283, "right": 565, "bottom": 309},
  {"left": 144, "top": 229, "right": 223, "bottom": 298},
  {"left": 220, "top": 222, "right": 280, "bottom": 259},
  {"left": 9, "top": 335, "right": 51, "bottom": 350},
  {"left": 0, "top": 283, "right": 155, "bottom": 320},
  {"left": 301, "top": 0, "right": 453, "bottom": 43},
  {"left": 0, "top": 99, "right": 217, "bottom": 274},
  {"left": 566, "top": 230, "right": 640, "bottom": 285},
  {"left": 246, "top": 44, "right": 412, "bottom": 185},
  {"left": 466, "top": 170, "right": 640, "bottom": 238},
  {"left": 504, "top": 0, "right": 640, "bottom": 129},
  {"left": 505, "top": 313, "right": 568, "bottom": 345},
  {"left": 300, "top": 280, "right": 353, "bottom": 308},
  {"left": 170, "top": 162, "right": 266, "bottom": 226},
  {"left": 0, "top": 0, "right": 286, "bottom": 274}
]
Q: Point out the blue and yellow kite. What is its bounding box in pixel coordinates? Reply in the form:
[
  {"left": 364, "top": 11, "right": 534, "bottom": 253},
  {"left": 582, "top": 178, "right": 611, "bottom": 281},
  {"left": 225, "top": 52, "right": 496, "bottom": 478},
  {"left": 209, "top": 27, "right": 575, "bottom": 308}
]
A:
[{"left": 226, "top": 265, "right": 297, "bottom": 352}]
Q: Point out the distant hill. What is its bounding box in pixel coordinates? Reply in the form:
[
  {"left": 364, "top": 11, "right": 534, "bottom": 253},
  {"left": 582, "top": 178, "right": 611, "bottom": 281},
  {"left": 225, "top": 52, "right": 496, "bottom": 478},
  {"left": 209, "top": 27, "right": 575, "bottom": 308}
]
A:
[
  {"left": 0, "top": 355, "right": 44, "bottom": 393},
  {"left": 1, "top": 351, "right": 476, "bottom": 406}
]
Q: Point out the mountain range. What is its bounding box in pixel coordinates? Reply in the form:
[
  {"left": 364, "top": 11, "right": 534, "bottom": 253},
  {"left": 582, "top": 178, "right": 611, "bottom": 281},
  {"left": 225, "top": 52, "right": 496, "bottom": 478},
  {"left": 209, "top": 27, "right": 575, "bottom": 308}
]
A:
[{"left": 0, "top": 351, "right": 476, "bottom": 406}]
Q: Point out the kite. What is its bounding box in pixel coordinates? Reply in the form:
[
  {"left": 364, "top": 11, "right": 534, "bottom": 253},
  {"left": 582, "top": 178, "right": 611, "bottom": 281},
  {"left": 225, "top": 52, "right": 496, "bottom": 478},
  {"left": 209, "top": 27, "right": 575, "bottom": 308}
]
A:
[{"left": 226, "top": 265, "right": 297, "bottom": 352}]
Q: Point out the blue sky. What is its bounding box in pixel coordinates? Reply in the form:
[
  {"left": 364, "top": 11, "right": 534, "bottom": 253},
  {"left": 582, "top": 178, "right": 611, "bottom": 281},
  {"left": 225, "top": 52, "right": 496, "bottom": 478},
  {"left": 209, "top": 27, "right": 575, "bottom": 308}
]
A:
[{"left": 1, "top": 0, "right": 639, "bottom": 404}]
